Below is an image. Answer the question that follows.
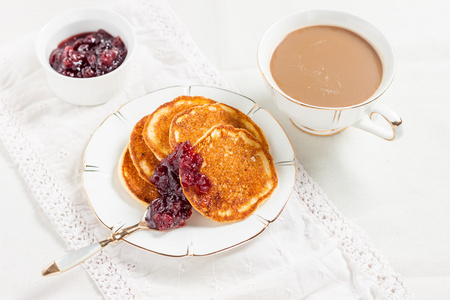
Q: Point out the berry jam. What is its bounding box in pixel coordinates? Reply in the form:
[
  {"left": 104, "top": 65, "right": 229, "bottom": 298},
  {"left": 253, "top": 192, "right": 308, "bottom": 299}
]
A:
[
  {"left": 49, "top": 29, "right": 127, "bottom": 78},
  {"left": 145, "top": 141, "right": 211, "bottom": 231}
]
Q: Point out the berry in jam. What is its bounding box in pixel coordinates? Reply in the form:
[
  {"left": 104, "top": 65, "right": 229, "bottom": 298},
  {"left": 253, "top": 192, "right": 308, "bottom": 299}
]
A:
[
  {"left": 49, "top": 29, "right": 127, "bottom": 78},
  {"left": 145, "top": 141, "right": 211, "bottom": 231}
]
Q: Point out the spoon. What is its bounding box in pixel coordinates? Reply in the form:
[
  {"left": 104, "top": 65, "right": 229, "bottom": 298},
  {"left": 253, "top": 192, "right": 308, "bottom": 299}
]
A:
[
  {"left": 42, "top": 209, "right": 150, "bottom": 276},
  {"left": 42, "top": 141, "right": 205, "bottom": 276},
  {"left": 42, "top": 184, "right": 193, "bottom": 277}
]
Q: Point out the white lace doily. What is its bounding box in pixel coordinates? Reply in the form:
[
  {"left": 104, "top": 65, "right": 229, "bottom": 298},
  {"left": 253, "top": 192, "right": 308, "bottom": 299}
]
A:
[{"left": 0, "top": 0, "right": 411, "bottom": 299}]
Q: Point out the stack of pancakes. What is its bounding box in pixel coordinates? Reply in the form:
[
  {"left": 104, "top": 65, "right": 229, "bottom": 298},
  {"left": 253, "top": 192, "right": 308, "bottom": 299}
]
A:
[{"left": 119, "top": 95, "right": 278, "bottom": 223}]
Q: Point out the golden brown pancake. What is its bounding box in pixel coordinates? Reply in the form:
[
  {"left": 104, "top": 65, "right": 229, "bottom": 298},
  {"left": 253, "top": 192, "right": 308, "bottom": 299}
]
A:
[
  {"left": 128, "top": 115, "right": 160, "bottom": 184},
  {"left": 118, "top": 146, "right": 159, "bottom": 207},
  {"left": 143, "top": 95, "right": 216, "bottom": 160},
  {"left": 182, "top": 125, "right": 278, "bottom": 222},
  {"left": 169, "top": 103, "right": 269, "bottom": 150}
]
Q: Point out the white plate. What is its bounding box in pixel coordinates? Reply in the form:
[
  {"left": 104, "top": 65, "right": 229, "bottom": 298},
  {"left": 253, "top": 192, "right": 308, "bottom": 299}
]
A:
[{"left": 82, "top": 85, "right": 296, "bottom": 256}]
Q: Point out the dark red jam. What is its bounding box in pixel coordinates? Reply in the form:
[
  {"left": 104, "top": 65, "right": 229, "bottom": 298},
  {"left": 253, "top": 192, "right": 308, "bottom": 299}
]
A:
[
  {"left": 49, "top": 29, "right": 127, "bottom": 78},
  {"left": 146, "top": 141, "right": 211, "bottom": 231}
]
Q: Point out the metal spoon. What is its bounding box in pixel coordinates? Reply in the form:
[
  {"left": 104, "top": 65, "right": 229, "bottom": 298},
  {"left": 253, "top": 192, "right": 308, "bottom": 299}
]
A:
[
  {"left": 43, "top": 141, "right": 201, "bottom": 276},
  {"left": 42, "top": 209, "right": 150, "bottom": 276}
]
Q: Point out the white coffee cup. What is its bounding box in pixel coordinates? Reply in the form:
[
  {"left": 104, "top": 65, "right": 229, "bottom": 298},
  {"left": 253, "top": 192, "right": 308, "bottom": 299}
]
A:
[{"left": 257, "top": 10, "right": 403, "bottom": 140}]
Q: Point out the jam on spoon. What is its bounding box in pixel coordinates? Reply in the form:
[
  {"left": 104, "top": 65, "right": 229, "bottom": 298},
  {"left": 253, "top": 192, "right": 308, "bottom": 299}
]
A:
[
  {"left": 42, "top": 141, "right": 211, "bottom": 276},
  {"left": 49, "top": 29, "right": 127, "bottom": 78}
]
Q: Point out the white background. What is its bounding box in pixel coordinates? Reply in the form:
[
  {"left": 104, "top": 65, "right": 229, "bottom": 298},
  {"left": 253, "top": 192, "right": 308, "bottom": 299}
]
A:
[{"left": 1, "top": 0, "right": 449, "bottom": 299}]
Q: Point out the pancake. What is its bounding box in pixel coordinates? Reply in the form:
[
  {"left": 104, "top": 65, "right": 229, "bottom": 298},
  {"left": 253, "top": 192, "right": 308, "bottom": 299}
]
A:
[
  {"left": 143, "top": 95, "right": 216, "bottom": 160},
  {"left": 169, "top": 103, "right": 269, "bottom": 149},
  {"left": 118, "top": 146, "right": 159, "bottom": 207},
  {"left": 128, "top": 115, "right": 160, "bottom": 184},
  {"left": 181, "top": 125, "right": 278, "bottom": 222}
]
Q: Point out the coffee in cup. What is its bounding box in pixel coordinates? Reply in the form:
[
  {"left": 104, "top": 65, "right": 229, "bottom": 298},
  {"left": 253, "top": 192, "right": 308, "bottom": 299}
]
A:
[{"left": 258, "top": 10, "right": 403, "bottom": 140}]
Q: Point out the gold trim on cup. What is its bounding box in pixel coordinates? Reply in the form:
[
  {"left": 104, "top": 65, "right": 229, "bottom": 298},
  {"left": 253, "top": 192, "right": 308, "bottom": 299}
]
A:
[
  {"left": 332, "top": 110, "right": 343, "bottom": 127},
  {"left": 290, "top": 119, "right": 348, "bottom": 136},
  {"left": 369, "top": 112, "right": 403, "bottom": 141},
  {"left": 257, "top": 9, "right": 396, "bottom": 116}
]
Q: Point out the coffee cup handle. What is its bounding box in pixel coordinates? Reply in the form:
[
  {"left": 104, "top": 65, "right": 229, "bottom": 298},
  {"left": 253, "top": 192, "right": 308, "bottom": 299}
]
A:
[{"left": 352, "top": 105, "right": 403, "bottom": 141}]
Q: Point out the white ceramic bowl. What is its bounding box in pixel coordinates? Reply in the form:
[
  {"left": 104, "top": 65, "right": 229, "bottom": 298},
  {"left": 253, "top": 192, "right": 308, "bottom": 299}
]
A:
[{"left": 36, "top": 8, "right": 136, "bottom": 106}]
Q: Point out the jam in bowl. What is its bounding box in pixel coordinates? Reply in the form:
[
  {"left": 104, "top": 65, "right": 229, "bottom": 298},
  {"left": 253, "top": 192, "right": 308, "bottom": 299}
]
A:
[
  {"left": 36, "top": 8, "right": 136, "bottom": 106},
  {"left": 49, "top": 29, "right": 128, "bottom": 78}
]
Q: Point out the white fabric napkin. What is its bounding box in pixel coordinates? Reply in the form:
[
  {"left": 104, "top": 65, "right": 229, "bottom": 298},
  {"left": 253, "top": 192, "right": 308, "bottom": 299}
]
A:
[{"left": 0, "top": 0, "right": 411, "bottom": 299}]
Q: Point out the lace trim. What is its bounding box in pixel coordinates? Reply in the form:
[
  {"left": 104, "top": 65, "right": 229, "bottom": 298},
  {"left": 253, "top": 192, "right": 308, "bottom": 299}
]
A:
[
  {"left": 294, "top": 162, "right": 411, "bottom": 299},
  {"left": 0, "top": 0, "right": 411, "bottom": 299},
  {"left": 0, "top": 1, "right": 231, "bottom": 298},
  {"left": 145, "top": 3, "right": 411, "bottom": 296},
  {"left": 0, "top": 94, "right": 135, "bottom": 299}
]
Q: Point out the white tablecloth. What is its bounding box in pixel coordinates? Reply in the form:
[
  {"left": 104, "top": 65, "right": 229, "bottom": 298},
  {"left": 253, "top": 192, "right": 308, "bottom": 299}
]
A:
[{"left": 1, "top": 0, "right": 449, "bottom": 299}]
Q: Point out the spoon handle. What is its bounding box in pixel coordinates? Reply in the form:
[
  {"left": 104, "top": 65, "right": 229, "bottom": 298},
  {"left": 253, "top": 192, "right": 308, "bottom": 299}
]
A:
[
  {"left": 42, "top": 222, "right": 144, "bottom": 276},
  {"left": 41, "top": 242, "right": 103, "bottom": 276}
]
